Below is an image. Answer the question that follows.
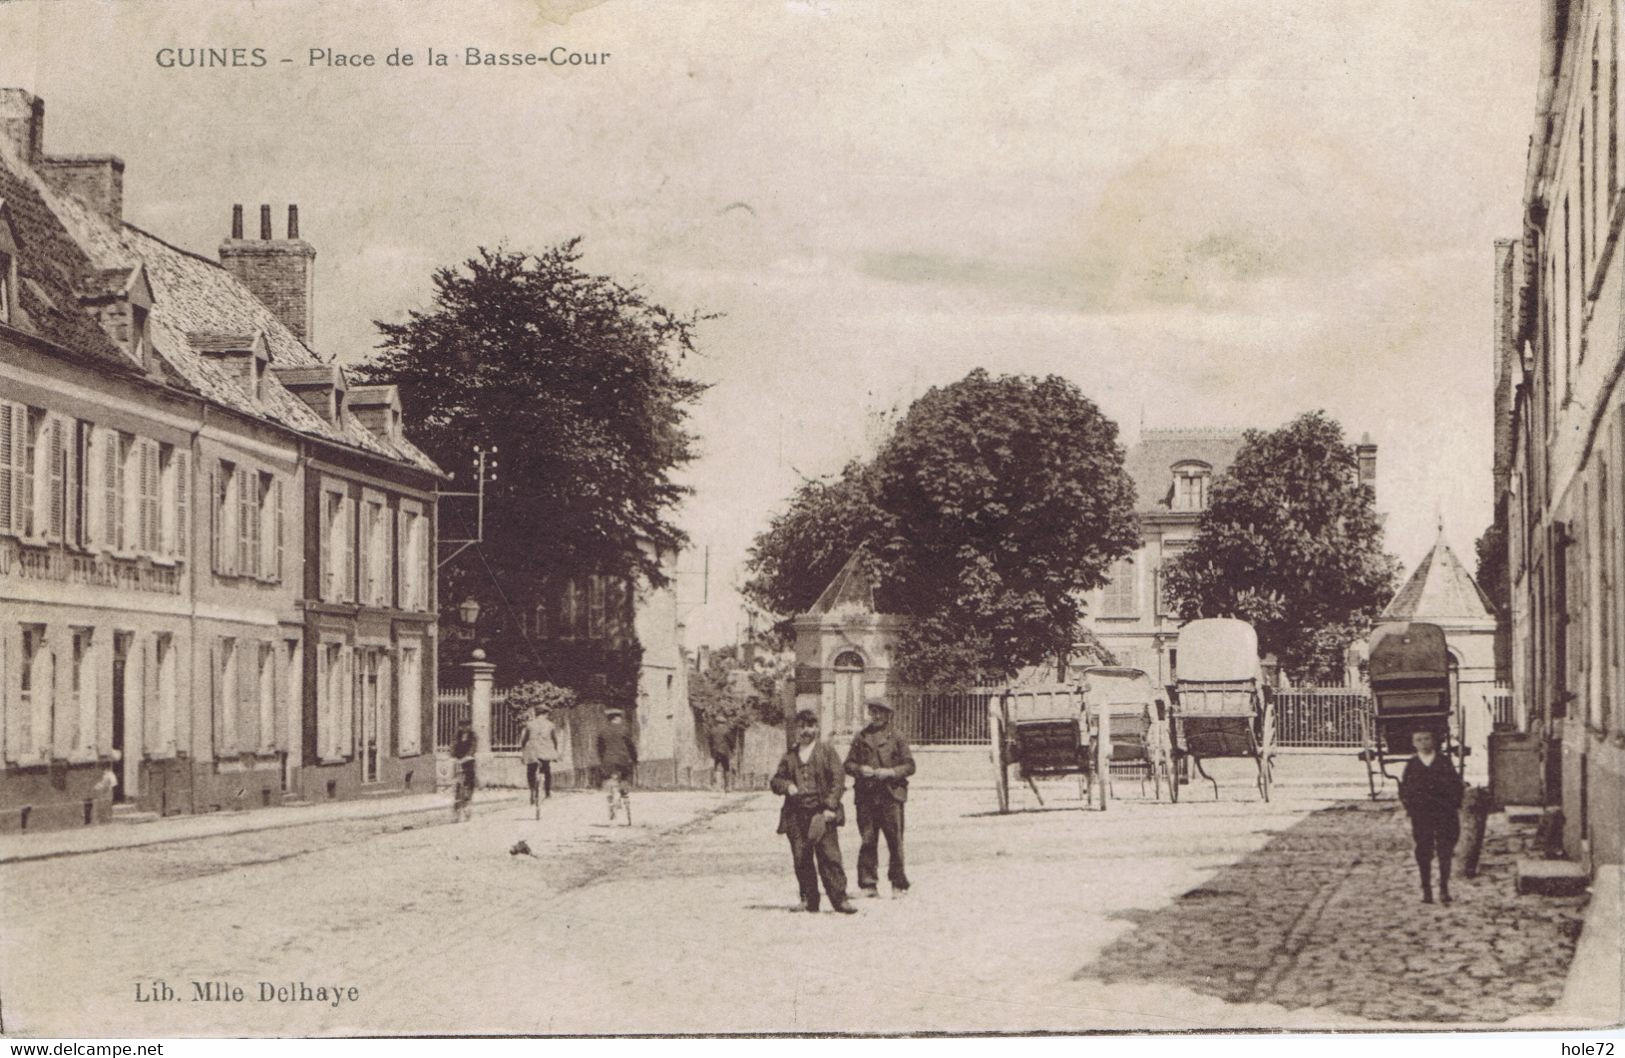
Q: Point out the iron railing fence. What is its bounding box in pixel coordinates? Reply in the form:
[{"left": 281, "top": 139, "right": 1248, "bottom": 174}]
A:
[
  {"left": 1269, "top": 686, "right": 1370, "bottom": 747},
  {"left": 890, "top": 689, "right": 996, "bottom": 746}
]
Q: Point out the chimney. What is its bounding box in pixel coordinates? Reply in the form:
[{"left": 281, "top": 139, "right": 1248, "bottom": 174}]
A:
[
  {"left": 220, "top": 202, "right": 317, "bottom": 344},
  {"left": 0, "top": 89, "right": 44, "bottom": 164},
  {"left": 1356, "top": 433, "right": 1378, "bottom": 489},
  {"left": 39, "top": 154, "right": 126, "bottom": 223}
]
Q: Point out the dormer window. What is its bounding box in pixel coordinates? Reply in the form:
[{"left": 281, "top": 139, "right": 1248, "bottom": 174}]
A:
[
  {"left": 130, "top": 304, "right": 149, "bottom": 364},
  {"left": 1171, "top": 461, "right": 1212, "bottom": 512}
]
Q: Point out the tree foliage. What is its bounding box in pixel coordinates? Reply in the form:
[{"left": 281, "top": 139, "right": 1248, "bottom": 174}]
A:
[
  {"left": 746, "top": 369, "right": 1139, "bottom": 687},
  {"left": 504, "top": 680, "right": 579, "bottom": 719},
  {"left": 688, "top": 645, "right": 786, "bottom": 731},
  {"left": 1474, "top": 517, "right": 1509, "bottom": 616},
  {"left": 353, "top": 242, "right": 709, "bottom": 619},
  {"left": 1163, "top": 411, "right": 1400, "bottom": 684}
]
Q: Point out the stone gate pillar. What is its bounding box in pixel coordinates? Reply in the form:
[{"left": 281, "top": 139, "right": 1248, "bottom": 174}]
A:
[{"left": 463, "top": 650, "right": 495, "bottom": 764}]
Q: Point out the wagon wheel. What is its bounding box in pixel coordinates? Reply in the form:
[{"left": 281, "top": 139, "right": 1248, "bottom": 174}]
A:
[
  {"left": 1256, "top": 753, "right": 1272, "bottom": 803},
  {"left": 990, "top": 707, "right": 1011, "bottom": 814},
  {"left": 1168, "top": 754, "right": 1180, "bottom": 803}
]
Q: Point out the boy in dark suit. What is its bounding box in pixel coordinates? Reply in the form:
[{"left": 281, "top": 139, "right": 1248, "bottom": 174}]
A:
[
  {"left": 1399, "top": 728, "right": 1465, "bottom": 904},
  {"left": 770, "top": 710, "right": 857, "bottom": 914}
]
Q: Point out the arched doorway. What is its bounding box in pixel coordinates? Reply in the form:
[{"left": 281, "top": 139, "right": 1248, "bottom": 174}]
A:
[{"left": 832, "top": 650, "right": 866, "bottom": 736}]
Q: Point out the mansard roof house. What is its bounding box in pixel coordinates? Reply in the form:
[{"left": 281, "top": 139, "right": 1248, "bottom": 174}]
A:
[{"left": 0, "top": 89, "right": 441, "bottom": 831}]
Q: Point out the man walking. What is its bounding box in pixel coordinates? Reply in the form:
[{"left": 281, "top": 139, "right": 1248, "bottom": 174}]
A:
[
  {"left": 770, "top": 709, "right": 857, "bottom": 913},
  {"left": 844, "top": 699, "right": 916, "bottom": 898},
  {"left": 708, "top": 718, "right": 736, "bottom": 792},
  {"left": 595, "top": 708, "right": 638, "bottom": 823}
]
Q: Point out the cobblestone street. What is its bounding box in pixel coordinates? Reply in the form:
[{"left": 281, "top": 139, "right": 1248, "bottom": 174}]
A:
[
  {"left": 0, "top": 761, "right": 1592, "bottom": 1036},
  {"left": 1085, "top": 800, "right": 1589, "bottom": 1023}
]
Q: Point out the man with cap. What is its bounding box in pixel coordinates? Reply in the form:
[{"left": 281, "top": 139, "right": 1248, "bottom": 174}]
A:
[
  {"left": 595, "top": 707, "right": 638, "bottom": 822},
  {"left": 770, "top": 709, "right": 857, "bottom": 913},
  {"left": 844, "top": 698, "right": 916, "bottom": 897},
  {"left": 519, "top": 704, "right": 561, "bottom": 805}
]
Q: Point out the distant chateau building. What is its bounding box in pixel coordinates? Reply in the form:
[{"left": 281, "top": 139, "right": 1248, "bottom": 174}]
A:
[{"left": 1087, "top": 427, "right": 1377, "bottom": 687}]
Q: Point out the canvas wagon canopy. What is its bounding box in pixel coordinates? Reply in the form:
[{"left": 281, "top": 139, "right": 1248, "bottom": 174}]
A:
[
  {"left": 1368, "top": 622, "right": 1450, "bottom": 684},
  {"left": 1175, "top": 618, "right": 1262, "bottom": 684}
]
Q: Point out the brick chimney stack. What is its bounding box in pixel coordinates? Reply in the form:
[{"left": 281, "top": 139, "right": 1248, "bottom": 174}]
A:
[
  {"left": 219, "top": 202, "right": 317, "bottom": 345},
  {"left": 1, "top": 89, "right": 126, "bottom": 223},
  {"left": 0, "top": 88, "right": 43, "bottom": 163}
]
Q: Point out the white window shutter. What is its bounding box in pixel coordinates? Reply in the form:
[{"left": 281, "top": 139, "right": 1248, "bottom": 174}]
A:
[
  {"left": 274, "top": 478, "right": 284, "bottom": 583},
  {"left": 237, "top": 467, "right": 252, "bottom": 576},
  {"left": 174, "top": 451, "right": 189, "bottom": 559},
  {"left": 340, "top": 498, "right": 349, "bottom": 602},
  {"left": 0, "top": 402, "right": 15, "bottom": 535},
  {"left": 65, "top": 422, "right": 83, "bottom": 546},
  {"left": 209, "top": 466, "right": 221, "bottom": 573},
  {"left": 358, "top": 502, "right": 371, "bottom": 605}
]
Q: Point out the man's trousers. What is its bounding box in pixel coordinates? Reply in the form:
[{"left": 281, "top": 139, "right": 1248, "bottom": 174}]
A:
[{"left": 855, "top": 797, "right": 910, "bottom": 892}]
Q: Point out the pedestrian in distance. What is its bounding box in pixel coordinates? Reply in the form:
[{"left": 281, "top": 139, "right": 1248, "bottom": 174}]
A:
[
  {"left": 844, "top": 698, "right": 916, "bottom": 898},
  {"left": 519, "top": 704, "right": 561, "bottom": 807},
  {"left": 596, "top": 707, "right": 638, "bottom": 824},
  {"left": 770, "top": 709, "right": 857, "bottom": 914},
  {"left": 450, "top": 719, "right": 478, "bottom": 823},
  {"left": 1399, "top": 728, "right": 1464, "bottom": 904},
  {"left": 709, "top": 719, "right": 736, "bottom": 792}
]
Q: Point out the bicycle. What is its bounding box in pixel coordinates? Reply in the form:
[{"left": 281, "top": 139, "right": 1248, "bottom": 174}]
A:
[{"left": 604, "top": 769, "right": 633, "bottom": 826}]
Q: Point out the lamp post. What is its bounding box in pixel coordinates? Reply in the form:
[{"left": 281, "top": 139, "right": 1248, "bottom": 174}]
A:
[
  {"left": 458, "top": 595, "right": 483, "bottom": 659},
  {"left": 458, "top": 595, "right": 494, "bottom": 765}
]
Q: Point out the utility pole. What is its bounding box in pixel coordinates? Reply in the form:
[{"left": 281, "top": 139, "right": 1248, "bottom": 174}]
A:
[{"left": 438, "top": 445, "right": 497, "bottom": 569}]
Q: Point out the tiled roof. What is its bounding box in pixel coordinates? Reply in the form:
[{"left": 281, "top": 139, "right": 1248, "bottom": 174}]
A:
[
  {"left": 1123, "top": 428, "right": 1245, "bottom": 513},
  {"left": 806, "top": 549, "right": 877, "bottom": 616},
  {"left": 25, "top": 168, "right": 439, "bottom": 475},
  {"left": 1383, "top": 535, "right": 1496, "bottom": 622},
  {"left": 0, "top": 140, "right": 139, "bottom": 372}
]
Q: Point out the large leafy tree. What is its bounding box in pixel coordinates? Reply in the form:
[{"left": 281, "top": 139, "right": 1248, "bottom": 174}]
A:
[
  {"left": 353, "top": 241, "right": 708, "bottom": 634},
  {"left": 746, "top": 369, "right": 1139, "bottom": 686},
  {"left": 1163, "top": 411, "right": 1400, "bottom": 684}
]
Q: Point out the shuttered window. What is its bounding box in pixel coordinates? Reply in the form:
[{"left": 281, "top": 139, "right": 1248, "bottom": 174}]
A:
[
  {"left": 19, "top": 408, "right": 39, "bottom": 536},
  {"left": 66, "top": 421, "right": 87, "bottom": 547},
  {"left": 237, "top": 466, "right": 255, "bottom": 577},
  {"left": 138, "top": 439, "right": 160, "bottom": 553},
  {"left": 174, "top": 452, "right": 189, "bottom": 560},
  {"left": 46, "top": 417, "right": 64, "bottom": 540},
  {"left": 0, "top": 401, "right": 22, "bottom": 534}
]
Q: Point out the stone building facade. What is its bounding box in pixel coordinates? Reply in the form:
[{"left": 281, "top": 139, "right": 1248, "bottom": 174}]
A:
[
  {"left": 792, "top": 551, "right": 907, "bottom": 747},
  {"left": 1498, "top": 0, "right": 1625, "bottom": 869},
  {"left": 0, "top": 89, "right": 440, "bottom": 830}
]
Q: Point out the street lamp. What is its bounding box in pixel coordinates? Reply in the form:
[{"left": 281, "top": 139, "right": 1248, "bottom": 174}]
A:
[{"left": 458, "top": 596, "right": 484, "bottom": 660}]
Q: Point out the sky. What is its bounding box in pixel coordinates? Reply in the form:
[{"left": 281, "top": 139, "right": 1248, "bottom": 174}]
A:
[{"left": 0, "top": 0, "right": 1539, "bottom": 646}]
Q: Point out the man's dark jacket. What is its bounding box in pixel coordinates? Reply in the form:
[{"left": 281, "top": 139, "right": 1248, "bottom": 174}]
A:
[
  {"left": 844, "top": 723, "right": 917, "bottom": 803},
  {"left": 771, "top": 742, "right": 847, "bottom": 834},
  {"left": 596, "top": 725, "right": 638, "bottom": 770},
  {"left": 1399, "top": 753, "right": 1464, "bottom": 822}
]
